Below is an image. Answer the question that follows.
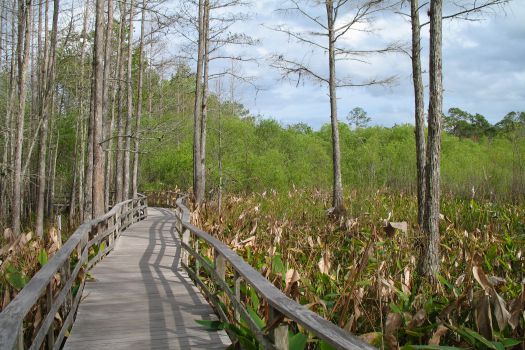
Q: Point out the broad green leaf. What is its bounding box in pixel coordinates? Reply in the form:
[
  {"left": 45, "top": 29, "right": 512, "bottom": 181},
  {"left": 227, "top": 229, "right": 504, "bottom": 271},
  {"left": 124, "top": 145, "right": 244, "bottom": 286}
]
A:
[
  {"left": 402, "top": 346, "right": 464, "bottom": 350},
  {"left": 319, "top": 340, "right": 337, "bottom": 350},
  {"left": 195, "top": 320, "right": 224, "bottom": 331},
  {"left": 248, "top": 287, "right": 260, "bottom": 310},
  {"left": 289, "top": 332, "right": 307, "bottom": 350},
  {"left": 272, "top": 253, "right": 286, "bottom": 276},
  {"left": 247, "top": 306, "right": 265, "bottom": 329},
  {"left": 499, "top": 338, "right": 522, "bottom": 348},
  {"left": 38, "top": 249, "right": 48, "bottom": 267},
  {"left": 5, "top": 265, "right": 29, "bottom": 290}
]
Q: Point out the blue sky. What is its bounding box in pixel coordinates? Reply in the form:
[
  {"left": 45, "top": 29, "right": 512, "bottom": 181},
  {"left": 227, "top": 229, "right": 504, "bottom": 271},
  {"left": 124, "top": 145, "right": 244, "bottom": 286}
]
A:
[{"left": 177, "top": 0, "right": 525, "bottom": 129}]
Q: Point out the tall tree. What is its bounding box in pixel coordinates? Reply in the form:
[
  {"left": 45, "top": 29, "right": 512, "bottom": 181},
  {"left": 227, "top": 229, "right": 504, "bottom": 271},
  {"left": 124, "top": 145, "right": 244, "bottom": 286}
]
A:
[
  {"left": 12, "top": 0, "right": 32, "bottom": 235},
  {"left": 192, "top": 0, "right": 206, "bottom": 205},
  {"left": 36, "top": 0, "right": 59, "bottom": 237},
  {"left": 122, "top": 0, "right": 135, "bottom": 200},
  {"left": 92, "top": 0, "right": 106, "bottom": 217},
  {"left": 410, "top": 0, "right": 426, "bottom": 229},
  {"left": 132, "top": 0, "right": 146, "bottom": 198},
  {"left": 271, "top": 0, "right": 396, "bottom": 216}
]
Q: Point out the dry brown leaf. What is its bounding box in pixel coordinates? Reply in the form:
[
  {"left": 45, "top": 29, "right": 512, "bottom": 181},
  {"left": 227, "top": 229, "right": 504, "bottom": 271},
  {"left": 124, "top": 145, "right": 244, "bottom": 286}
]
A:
[
  {"left": 474, "top": 291, "right": 493, "bottom": 339},
  {"left": 429, "top": 324, "right": 448, "bottom": 345},
  {"left": 359, "top": 332, "right": 382, "bottom": 346},
  {"left": 407, "top": 309, "right": 426, "bottom": 328},
  {"left": 472, "top": 262, "right": 493, "bottom": 294},
  {"left": 284, "top": 269, "right": 300, "bottom": 294},
  {"left": 508, "top": 283, "right": 524, "bottom": 330},
  {"left": 318, "top": 250, "right": 331, "bottom": 275},
  {"left": 492, "top": 291, "right": 511, "bottom": 331},
  {"left": 384, "top": 312, "right": 402, "bottom": 350}
]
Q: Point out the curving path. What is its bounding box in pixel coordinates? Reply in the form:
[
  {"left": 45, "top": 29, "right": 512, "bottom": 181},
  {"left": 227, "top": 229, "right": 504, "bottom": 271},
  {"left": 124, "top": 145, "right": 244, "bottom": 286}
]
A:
[{"left": 64, "top": 208, "right": 230, "bottom": 349}]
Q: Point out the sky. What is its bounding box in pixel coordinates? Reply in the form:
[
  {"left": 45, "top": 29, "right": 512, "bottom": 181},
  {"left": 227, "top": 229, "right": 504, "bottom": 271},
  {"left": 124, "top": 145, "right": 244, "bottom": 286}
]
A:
[{"left": 183, "top": 0, "right": 525, "bottom": 129}]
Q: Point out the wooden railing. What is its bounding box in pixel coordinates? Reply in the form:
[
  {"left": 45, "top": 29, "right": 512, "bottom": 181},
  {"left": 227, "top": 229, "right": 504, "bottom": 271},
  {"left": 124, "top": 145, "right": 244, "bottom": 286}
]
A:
[
  {"left": 0, "top": 194, "right": 148, "bottom": 350},
  {"left": 171, "top": 195, "right": 375, "bottom": 350}
]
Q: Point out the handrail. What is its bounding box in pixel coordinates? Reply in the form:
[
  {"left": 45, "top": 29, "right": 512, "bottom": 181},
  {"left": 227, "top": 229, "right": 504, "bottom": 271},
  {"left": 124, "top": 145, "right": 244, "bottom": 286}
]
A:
[
  {"left": 171, "top": 194, "right": 375, "bottom": 350},
  {"left": 0, "top": 194, "right": 148, "bottom": 350}
]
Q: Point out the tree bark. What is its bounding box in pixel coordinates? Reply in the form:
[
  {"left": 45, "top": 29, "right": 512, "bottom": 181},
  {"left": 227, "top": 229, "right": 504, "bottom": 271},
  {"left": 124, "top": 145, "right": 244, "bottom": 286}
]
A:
[
  {"left": 36, "top": 0, "right": 59, "bottom": 238},
  {"left": 122, "top": 0, "right": 135, "bottom": 200},
  {"left": 115, "top": 1, "right": 127, "bottom": 204},
  {"left": 326, "top": 0, "right": 345, "bottom": 216},
  {"left": 103, "top": 0, "right": 114, "bottom": 210},
  {"left": 12, "top": 0, "right": 32, "bottom": 235},
  {"left": 77, "top": 0, "right": 89, "bottom": 221},
  {"left": 92, "top": 0, "right": 106, "bottom": 217},
  {"left": 132, "top": 0, "right": 146, "bottom": 198},
  {"left": 411, "top": 0, "right": 426, "bottom": 229},
  {"left": 198, "top": 0, "right": 210, "bottom": 205},
  {"left": 193, "top": 0, "right": 205, "bottom": 205},
  {"left": 419, "top": 0, "right": 443, "bottom": 280}
]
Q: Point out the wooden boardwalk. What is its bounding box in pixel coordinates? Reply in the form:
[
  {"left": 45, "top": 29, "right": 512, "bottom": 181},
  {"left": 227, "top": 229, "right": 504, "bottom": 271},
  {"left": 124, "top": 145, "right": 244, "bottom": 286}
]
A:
[{"left": 64, "top": 208, "right": 230, "bottom": 349}]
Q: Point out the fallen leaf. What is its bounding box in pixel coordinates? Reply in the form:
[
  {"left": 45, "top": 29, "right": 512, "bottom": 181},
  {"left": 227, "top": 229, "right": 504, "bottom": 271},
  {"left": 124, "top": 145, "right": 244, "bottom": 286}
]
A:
[
  {"left": 359, "top": 332, "right": 382, "bottom": 347},
  {"left": 407, "top": 309, "right": 426, "bottom": 328},
  {"left": 318, "top": 250, "right": 331, "bottom": 275},
  {"left": 508, "top": 283, "right": 524, "bottom": 330},
  {"left": 429, "top": 324, "right": 448, "bottom": 345},
  {"left": 384, "top": 312, "right": 402, "bottom": 350}
]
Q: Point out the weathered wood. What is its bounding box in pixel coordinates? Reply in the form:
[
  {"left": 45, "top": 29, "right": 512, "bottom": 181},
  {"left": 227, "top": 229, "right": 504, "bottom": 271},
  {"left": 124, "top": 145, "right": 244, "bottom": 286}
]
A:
[
  {"left": 64, "top": 208, "right": 230, "bottom": 349},
  {"left": 174, "top": 196, "right": 376, "bottom": 350},
  {"left": 0, "top": 195, "right": 147, "bottom": 350}
]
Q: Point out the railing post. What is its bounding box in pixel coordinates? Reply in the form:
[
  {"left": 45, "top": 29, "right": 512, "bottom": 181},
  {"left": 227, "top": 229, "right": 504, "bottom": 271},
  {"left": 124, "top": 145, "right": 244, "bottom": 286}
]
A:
[
  {"left": 46, "top": 283, "right": 55, "bottom": 349},
  {"left": 182, "top": 228, "right": 190, "bottom": 266},
  {"left": 269, "top": 307, "right": 288, "bottom": 350},
  {"left": 215, "top": 251, "right": 225, "bottom": 281},
  {"left": 234, "top": 271, "right": 241, "bottom": 323},
  {"left": 194, "top": 238, "right": 200, "bottom": 275}
]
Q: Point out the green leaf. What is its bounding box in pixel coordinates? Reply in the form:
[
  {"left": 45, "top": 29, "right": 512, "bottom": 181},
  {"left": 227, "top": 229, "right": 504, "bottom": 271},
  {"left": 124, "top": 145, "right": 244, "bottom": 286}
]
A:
[
  {"left": 402, "top": 346, "right": 464, "bottom": 350},
  {"left": 247, "top": 306, "right": 265, "bottom": 329},
  {"left": 248, "top": 287, "right": 260, "bottom": 310},
  {"left": 238, "top": 335, "right": 258, "bottom": 350},
  {"left": 99, "top": 242, "right": 106, "bottom": 254},
  {"left": 195, "top": 320, "right": 224, "bottom": 331},
  {"left": 289, "top": 332, "right": 307, "bottom": 350},
  {"left": 499, "top": 338, "right": 522, "bottom": 348},
  {"left": 5, "top": 265, "right": 29, "bottom": 290},
  {"left": 319, "top": 340, "right": 337, "bottom": 350},
  {"left": 37, "top": 249, "right": 48, "bottom": 267},
  {"left": 272, "top": 253, "right": 286, "bottom": 276}
]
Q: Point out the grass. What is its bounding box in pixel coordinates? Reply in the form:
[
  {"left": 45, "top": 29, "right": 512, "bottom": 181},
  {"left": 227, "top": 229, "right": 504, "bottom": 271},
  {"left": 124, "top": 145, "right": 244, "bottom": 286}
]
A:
[{"left": 197, "top": 188, "right": 525, "bottom": 348}]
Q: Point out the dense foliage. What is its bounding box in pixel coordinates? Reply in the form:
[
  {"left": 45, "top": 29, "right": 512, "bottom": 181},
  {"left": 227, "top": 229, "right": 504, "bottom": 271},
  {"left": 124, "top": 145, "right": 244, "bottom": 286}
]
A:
[
  {"left": 139, "top": 78, "right": 525, "bottom": 203},
  {"left": 197, "top": 188, "right": 525, "bottom": 348}
]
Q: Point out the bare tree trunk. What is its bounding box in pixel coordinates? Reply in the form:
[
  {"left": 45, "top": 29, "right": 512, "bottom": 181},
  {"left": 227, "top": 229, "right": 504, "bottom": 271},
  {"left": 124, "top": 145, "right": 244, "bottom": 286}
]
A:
[
  {"left": 411, "top": 0, "right": 426, "bottom": 229},
  {"left": 199, "top": 0, "right": 210, "bottom": 204},
  {"left": 122, "top": 0, "right": 135, "bottom": 200},
  {"left": 36, "top": 0, "right": 59, "bottom": 238},
  {"left": 132, "top": 1, "right": 146, "bottom": 198},
  {"left": 77, "top": 0, "right": 88, "bottom": 221},
  {"left": 103, "top": 0, "right": 114, "bottom": 210},
  {"left": 193, "top": 0, "right": 204, "bottom": 205},
  {"left": 115, "top": 1, "right": 127, "bottom": 204},
  {"left": 326, "top": 0, "right": 345, "bottom": 216},
  {"left": 419, "top": 0, "right": 443, "bottom": 280},
  {"left": 92, "top": 0, "right": 106, "bottom": 217},
  {"left": 12, "top": 0, "right": 32, "bottom": 235}
]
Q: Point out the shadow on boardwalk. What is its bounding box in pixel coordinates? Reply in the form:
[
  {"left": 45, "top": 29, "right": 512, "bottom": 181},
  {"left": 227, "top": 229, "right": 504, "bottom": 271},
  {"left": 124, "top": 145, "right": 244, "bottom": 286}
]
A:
[{"left": 64, "top": 208, "right": 230, "bottom": 349}]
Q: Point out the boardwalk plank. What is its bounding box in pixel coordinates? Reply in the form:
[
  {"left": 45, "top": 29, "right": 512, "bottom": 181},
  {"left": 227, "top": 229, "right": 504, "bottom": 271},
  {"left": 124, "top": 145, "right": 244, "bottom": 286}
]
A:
[{"left": 64, "top": 208, "right": 230, "bottom": 349}]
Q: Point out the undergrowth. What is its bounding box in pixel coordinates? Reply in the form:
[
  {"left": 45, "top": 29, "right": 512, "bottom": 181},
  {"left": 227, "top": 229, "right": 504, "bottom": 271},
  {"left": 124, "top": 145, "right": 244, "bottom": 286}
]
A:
[{"left": 197, "top": 188, "right": 525, "bottom": 349}]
